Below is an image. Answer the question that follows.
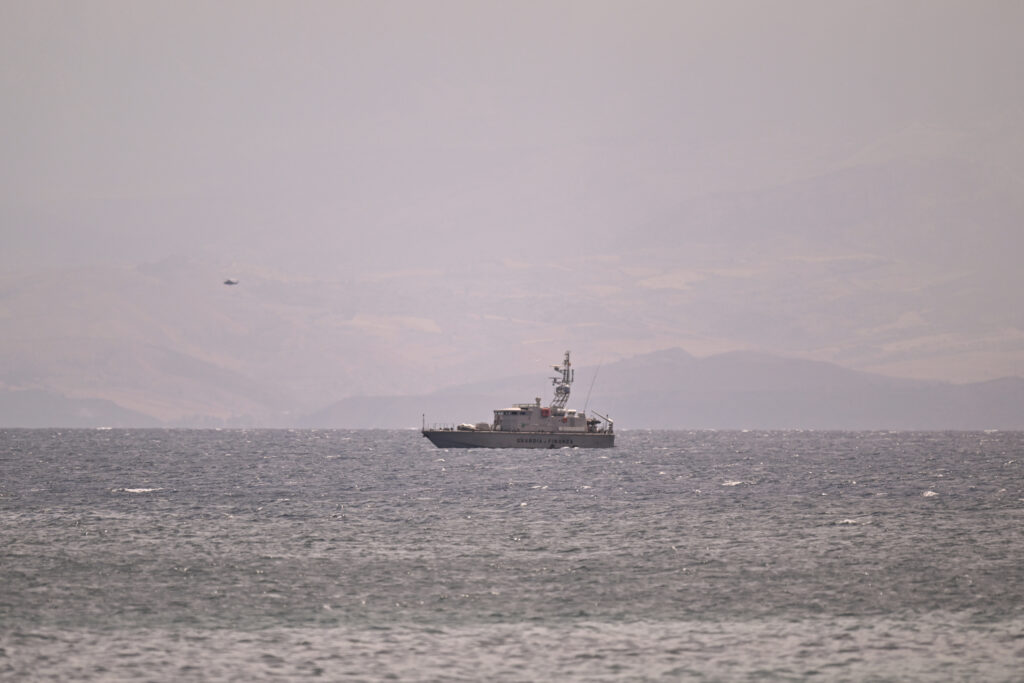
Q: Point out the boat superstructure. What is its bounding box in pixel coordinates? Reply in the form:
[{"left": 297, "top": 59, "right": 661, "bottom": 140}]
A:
[{"left": 422, "top": 351, "right": 614, "bottom": 449}]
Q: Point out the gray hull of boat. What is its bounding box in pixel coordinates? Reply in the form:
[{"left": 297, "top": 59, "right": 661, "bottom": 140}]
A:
[{"left": 422, "top": 429, "right": 614, "bottom": 449}]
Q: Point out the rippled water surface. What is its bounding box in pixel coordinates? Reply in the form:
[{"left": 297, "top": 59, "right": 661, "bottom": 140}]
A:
[{"left": 2, "top": 429, "right": 1023, "bottom": 680}]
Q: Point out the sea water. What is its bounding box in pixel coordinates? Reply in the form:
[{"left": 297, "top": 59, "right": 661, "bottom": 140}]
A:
[{"left": 2, "top": 429, "right": 1023, "bottom": 680}]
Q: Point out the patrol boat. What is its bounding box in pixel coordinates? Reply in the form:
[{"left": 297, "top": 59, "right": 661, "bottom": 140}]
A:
[{"left": 421, "top": 351, "right": 614, "bottom": 449}]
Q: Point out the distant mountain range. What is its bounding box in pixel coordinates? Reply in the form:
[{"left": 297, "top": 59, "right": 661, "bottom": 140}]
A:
[
  {"left": 4, "top": 122, "right": 1022, "bottom": 430},
  {"left": 3, "top": 347, "right": 1021, "bottom": 430},
  {"left": 301, "top": 348, "right": 1024, "bottom": 431},
  {"left": 0, "top": 389, "right": 160, "bottom": 428}
]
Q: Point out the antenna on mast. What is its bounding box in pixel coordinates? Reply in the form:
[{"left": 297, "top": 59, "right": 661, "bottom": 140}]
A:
[
  {"left": 550, "top": 350, "right": 573, "bottom": 409},
  {"left": 583, "top": 361, "right": 602, "bottom": 413}
]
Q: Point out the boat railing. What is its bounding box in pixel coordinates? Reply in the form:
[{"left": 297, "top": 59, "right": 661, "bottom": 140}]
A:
[{"left": 423, "top": 423, "right": 490, "bottom": 432}]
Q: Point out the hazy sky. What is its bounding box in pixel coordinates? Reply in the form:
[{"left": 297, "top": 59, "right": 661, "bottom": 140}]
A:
[{"left": 2, "top": 1, "right": 1023, "bottom": 418}]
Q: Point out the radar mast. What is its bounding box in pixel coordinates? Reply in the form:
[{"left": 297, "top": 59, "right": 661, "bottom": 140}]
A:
[{"left": 550, "top": 350, "right": 574, "bottom": 409}]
